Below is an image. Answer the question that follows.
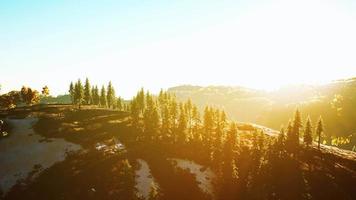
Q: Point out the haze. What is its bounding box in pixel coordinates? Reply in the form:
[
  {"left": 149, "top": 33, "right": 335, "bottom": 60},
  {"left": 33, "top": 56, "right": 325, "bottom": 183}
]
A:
[{"left": 1, "top": 0, "right": 356, "bottom": 98}]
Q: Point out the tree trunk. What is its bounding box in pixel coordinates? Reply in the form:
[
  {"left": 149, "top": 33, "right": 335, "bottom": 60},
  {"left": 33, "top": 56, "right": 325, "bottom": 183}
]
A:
[{"left": 318, "top": 133, "right": 321, "bottom": 150}]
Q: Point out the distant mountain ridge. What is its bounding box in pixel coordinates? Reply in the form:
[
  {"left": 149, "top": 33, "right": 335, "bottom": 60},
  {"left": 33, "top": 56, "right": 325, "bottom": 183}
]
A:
[{"left": 168, "top": 77, "right": 356, "bottom": 150}]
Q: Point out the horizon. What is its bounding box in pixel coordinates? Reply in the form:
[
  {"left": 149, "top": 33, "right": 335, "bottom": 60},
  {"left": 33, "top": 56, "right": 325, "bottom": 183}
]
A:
[
  {"left": 1, "top": 0, "right": 356, "bottom": 98},
  {"left": 2, "top": 75, "right": 355, "bottom": 99}
]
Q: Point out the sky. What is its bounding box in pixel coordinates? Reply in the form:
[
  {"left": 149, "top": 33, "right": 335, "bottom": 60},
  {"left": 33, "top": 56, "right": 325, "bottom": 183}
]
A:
[{"left": 1, "top": 0, "right": 356, "bottom": 98}]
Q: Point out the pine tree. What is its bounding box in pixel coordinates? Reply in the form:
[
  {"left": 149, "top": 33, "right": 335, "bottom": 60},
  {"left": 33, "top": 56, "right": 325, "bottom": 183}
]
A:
[
  {"left": 169, "top": 97, "right": 178, "bottom": 139},
  {"left": 93, "top": 85, "right": 100, "bottom": 105},
  {"left": 107, "top": 81, "right": 115, "bottom": 108},
  {"left": 203, "top": 106, "right": 214, "bottom": 145},
  {"left": 192, "top": 105, "right": 201, "bottom": 140},
  {"left": 100, "top": 85, "right": 107, "bottom": 107},
  {"left": 221, "top": 122, "right": 238, "bottom": 189},
  {"left": 137, "top": 88, "right": 145, "bottom": 116},
  {"left": 303, "top": 116, "right": 313, "bottom": 147},
  {"left": 117, "top": 97, "right": 123, "bottom": 111},
  {"left": 292, "top": 109, "right": 302, "bottom": 146},
  {"left": 130, "top": 98, "right": 141, "bottom": 129},
  {"left": 177, "top": 103, "right": 187, "bottom": 143},
  {"left": 278, "top": 126, "right": 286, "bottom": 147},
  {"left": 69, "top": 82, "right": 74, "bottom": 104},
  {"left": 316, "top": 116, "right": 324, "bottom": 150},
  {"left": 90, "top": 86, "right": 95, "bottom": 105},
  {"left": 143, "top": 93, "right": 160, "bottom": 139},
  {"left": 212, "top": 110, "right": 226, "bottom": 163},
  {"left": 84, "top": 77, "right": 91, "bottom": 105},
  {"left": 220, "top": 111, "right": 227, "bottom": 129},
  {"left": 286, "top": 120, "right": 294, "bottom": 152},
  {"left": 157, "top": 89, "right": 166, "bottom": 119},
  {"left": 185, "top": 99, "right": 193, "bottom": 138},
  {"left": 74, "top": 79, "right": 84, "bottom": 109}
]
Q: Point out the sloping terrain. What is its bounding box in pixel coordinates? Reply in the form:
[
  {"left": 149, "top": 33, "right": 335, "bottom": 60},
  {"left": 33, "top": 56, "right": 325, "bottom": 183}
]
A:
[
  {"left": 1, "top": 105, "right": 356, "bottom": 200},
  {"left": 169, "top": 78, "right": 356, "bottom": 150}
]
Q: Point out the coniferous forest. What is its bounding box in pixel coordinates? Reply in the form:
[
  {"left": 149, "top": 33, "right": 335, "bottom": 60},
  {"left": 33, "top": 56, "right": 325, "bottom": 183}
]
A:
[{"left": 1, "top": 78, "right": 355, "bottom": 200}]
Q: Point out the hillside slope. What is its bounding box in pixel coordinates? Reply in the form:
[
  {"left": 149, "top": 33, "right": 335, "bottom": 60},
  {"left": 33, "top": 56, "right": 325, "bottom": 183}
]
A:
[{"left": 168, "top": 78, "right": 356, "bottom": 150}]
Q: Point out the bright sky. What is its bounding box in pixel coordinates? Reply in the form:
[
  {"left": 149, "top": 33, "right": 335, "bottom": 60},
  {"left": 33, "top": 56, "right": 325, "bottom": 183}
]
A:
[{"left": 1, "top": 0, "right": 356, "bottom": 98}]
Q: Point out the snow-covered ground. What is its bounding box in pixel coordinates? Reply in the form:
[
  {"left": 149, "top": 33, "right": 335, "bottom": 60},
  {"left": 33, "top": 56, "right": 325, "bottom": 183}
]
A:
[
  {"left": 0, "top": 117, "right": 81, "bottom": 194},
  {"left": 135, "top": 159, "right": 159, "bottom": 199},
  {"left": 169, "top": 158, "right": 216, "bottom": 198}
]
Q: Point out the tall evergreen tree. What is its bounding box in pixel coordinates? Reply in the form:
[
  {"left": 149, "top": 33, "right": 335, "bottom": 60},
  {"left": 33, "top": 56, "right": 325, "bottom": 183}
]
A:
[
  {"left": 316, "top": 116, "right": 324, "bottom": 150},
  {"left": 286, "top": 120, "right": 294, "bottom": 152},
  {"left": 130, "top": 98, "right": 141, "bottom": 129},
  {"left": 100, "top": 85, "right": 107, "bottom": 107},
  {"left": 278, "top": 126, "right": 286, "bottom": 147},
  {"left": 177, "top": 103, "right": 188, "bottom": 143},
  {"left": 221, "top": 122, "right": 238, "bottom": 193},
  {"left": 143, "top": 93, "right": 160, "bottom": 139},
  {"left": 161, "top": 103, "right": 171, "bottom": 140},
  {"left": 211, "top": 110, "right": 226, "bottom": 163},
  {"left": 107, "top": 81, "right": 115, "bottom": 108},
  {"left": 74, "top": 79, "right": 84, "bottom": 109},
  {"left": 84, "top": 77, "right": 91, "bottom": 105},
  {"left": 69, "top": 82, "right": 74, "bottom": 104},
  {"left": 117, "top": 97, "right": 123, "bottom": 111},
  {"left": 90, "top": 86, "right": 95, "bottom": 105},
  {"left": 185, "top": 99, "right": 193, "bottom": 138},
  {"left": 93, "top": 85, "right": 100, "bottom": 105},
  {"left": 192, "top": 105, "right": 201, "bottom": 140},
  {"left": 292, "top": 109, "right": 302, "bottom": 146},
  {"left": 137, "top": 88, "right": 145, "bottom": 116},
  {"left": 303, "top": 116, "right": 313, "bottom": 147},
  {"left": 169, "top": 98, "right": 178, "bottom": 137},
  {"left": 203, "top": 106, "right": 214, "bottom": 145}
]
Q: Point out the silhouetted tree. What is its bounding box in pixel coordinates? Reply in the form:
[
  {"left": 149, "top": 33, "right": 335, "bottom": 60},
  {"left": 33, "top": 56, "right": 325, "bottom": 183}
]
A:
[
  {"left": 90, "top": 86, "right": 95, "bottom": 105},
  {"left": 100, "top": 85, "right": 107, "bottom": 107},
  {"left": 177, "top": 103, "right": 188, "bottom": 143},
  {"left": 107, "top": 81, "right": 115, "bottom": 108},
  {"left": 303, "top": 116, "right": 313, "bottom": 147},
  {"left": 278, "top": 126, "right": 286, "bottom": 146},
  {"left": 316, "top": 116, "right": 324, "bottom": 150},
  {"left": 84, "top": 77, "right": 91, "bottom": 104},
  {"left": 286, "top": 120, "right": 294, "bottom": 152},
  {"left": 185, "top": 99, "right": 193, "bottom": 138},
  {"left": 221, "top": 122, "right": 238, "bottom": 187},
  {"left": 192, "top": 105, "right": 201, "bottom": 140},
  {"left": 130, "top": 98, "right": 141, "bottom": 130},
  {"left": 137, "top": 88, "right": 145, "bottom": 116},
  {"left": 117, "top": 97, "right": 123, "bottom": 111},
  {"left": 93, "top": 85, "right": 100, "bottom": 105},
  {"left": 169, "top": 97, "right": 178, "bottom": 140},
  {"left": 203, "top": 106, "right": 214, "bottom": 145},
  {"left": 143, "top": 92, "right": 160, "bottom": 139},
  {"left": 69, "top": 82, "right": 74, "bottom": 104},
  {"left": 74, "top": 79, "right": 84, "bottom": 109},
  {"left": 292, "top": 109, "right": 302, "bottom": 146}
]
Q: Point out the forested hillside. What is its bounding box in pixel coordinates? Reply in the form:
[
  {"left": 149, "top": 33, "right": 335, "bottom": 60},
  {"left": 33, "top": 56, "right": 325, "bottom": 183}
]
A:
[
  {"left": 1, "top": 80, "right": 356, "bottom": 200},
  {"left": 169, "top": 77, "right": 356, "bottom": 150}
]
